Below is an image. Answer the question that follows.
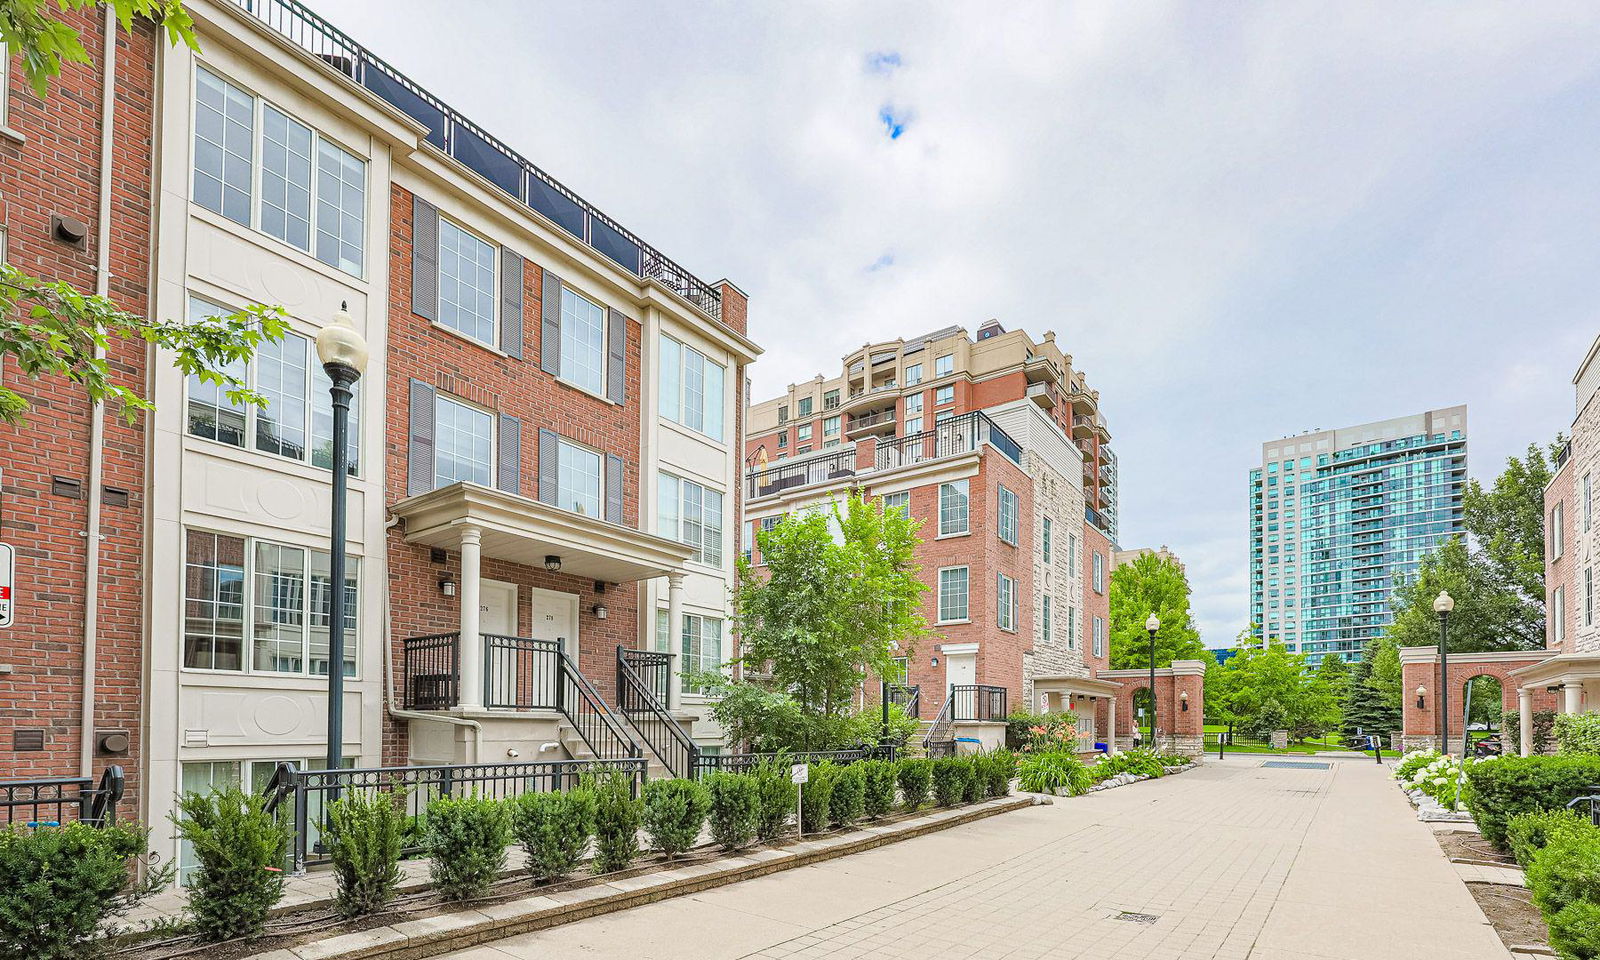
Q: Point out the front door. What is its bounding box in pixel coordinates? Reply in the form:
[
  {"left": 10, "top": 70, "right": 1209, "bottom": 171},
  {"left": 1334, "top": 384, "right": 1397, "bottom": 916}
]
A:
[
  {"left": 481, "top": 580, "right": 519, "bottom": 706},
  {"left": 528, "top": 587, "right": 579, "bottom": 655},
  {"left": 946, "top": 653, "right": 976, "bottom": 690}
]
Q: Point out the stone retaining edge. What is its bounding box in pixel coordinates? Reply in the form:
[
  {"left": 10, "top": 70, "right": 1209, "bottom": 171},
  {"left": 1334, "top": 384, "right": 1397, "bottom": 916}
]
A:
[{"left": 254, "top": 795, "right": 1037, "bottom": 960}]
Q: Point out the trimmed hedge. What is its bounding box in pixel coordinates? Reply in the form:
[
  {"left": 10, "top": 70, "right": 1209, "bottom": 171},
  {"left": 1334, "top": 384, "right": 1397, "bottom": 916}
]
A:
[
  {"left": 642, "top": 779, "right": 711, "bottom": 858},
  {"left": 1508, "top": 809, "right": 1596, "bottom": 871},
  {"left": 1462, "top": 755, "right": 1600, "bottom": 849},
  {"left": 424, "top": 793, "right": 510, "bottom": 901},
  {"left": 0, "top": 822, "right": 170, "bottom": 960},
  {"left": 860, "top": 760, "right": 897, "bottom": 819},
  {"left": 896, "top": 758, "right": 933, "bottom": 811},
  {"left": 1559, "top": 714, "right": 1600, "bottom": 757},
  {"left": 931, "top": 757, "right": 969, "bottom": 807},
  {"left": 705, "top": 773, "right": 759, "bottom": 851}
]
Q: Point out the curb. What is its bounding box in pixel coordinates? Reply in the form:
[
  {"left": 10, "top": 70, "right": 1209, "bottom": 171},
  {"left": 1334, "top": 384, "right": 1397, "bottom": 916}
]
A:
[{"left": 248, "top": 795, "right": 1036, "bottom": 960}]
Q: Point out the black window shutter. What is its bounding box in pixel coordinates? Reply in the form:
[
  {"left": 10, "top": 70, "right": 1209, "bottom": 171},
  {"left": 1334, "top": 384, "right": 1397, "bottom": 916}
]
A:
[
  {"left": 411, "top": 195, "right": 439, "bottom": 321},
  {"left": 499, "top": 250, "right": 524, "bottom": 359},
  {"left": 540, "top": 269, "right": 563, "bottom": 376},
  {"left": 407, "top": 379, "right": 436, "bottom": 496},
  {"left": 606, "top": 308, "right": 627, "bottom": 404},
  {"left": 605, "top": 454, "right": 624, "bottom": 524},
  {"left": 496, "top": 414, "right": 522, "bottom": 494},
  {"left": 538, "top": 428, "right": 559, "bottom": 506}
]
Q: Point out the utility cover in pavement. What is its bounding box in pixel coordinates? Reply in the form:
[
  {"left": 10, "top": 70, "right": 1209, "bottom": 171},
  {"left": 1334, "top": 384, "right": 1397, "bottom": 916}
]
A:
[
  {"left": 1260, "top": 761, "right": 1330, "bottom": 770},
  {"left": 1113, "top": 912, "right": 1160, "bottom": 925}
]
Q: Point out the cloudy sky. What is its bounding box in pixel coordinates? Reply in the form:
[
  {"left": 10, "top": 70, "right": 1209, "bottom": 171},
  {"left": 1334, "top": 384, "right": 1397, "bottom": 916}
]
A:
[{"left": 322, "top": 0, "right": 1600, "bottom": 645}]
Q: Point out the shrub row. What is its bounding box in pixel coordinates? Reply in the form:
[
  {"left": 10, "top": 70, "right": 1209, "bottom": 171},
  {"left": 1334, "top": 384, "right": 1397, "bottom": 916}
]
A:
[
  {"left": 1461, "top": 755, "right": 1600, "bottom": 849},
  {"left": 1015, "top": 748, "right": 1192, "bottom": 797},
  {"left": 1512, "top": 808, "right": 1600, "bottom": 959}
]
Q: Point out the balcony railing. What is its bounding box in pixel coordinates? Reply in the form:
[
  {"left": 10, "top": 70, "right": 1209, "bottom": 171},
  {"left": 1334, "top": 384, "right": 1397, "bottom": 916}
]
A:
[
  {"left": 746, "top": 448, "right": 858, "bottom": 500},
  {"left": 615, "top": 647, "right": 699, "bottom": 778},
  {"left": 874, "top": 412, "right": 1021, "bottom": 470},
  {"left": 846, "top": 408, "right": 897, "bottom": 432},
  {"left": 949, "top": 684, "right": 1008, "bottom": 721},
  {"left": 228, "top": 0, "right": 722, "bottom": 321},
  {"left": 0, "top": 766, "right": 123, "bottom": 829}
]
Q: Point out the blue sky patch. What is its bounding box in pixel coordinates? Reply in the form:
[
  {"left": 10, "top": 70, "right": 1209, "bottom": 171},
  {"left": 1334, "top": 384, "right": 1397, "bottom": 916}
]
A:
[
  {"left": 879, "top": 105, "right": 909, "bottom": 140},
  {"left": 866, "top": 51, "right": 902, "bottom": 74},
  {"left": 868, "top": 252, "right": 895, "bottom": 272}
]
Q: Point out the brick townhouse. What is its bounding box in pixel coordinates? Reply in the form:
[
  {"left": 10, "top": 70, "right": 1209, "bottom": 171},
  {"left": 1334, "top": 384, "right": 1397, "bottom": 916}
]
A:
[
  {"left": 1, "top": 0, "right": 759, "bottom": 877},
  {"left": 742, "top": 321, "right": 1130, "bottom": 749}
]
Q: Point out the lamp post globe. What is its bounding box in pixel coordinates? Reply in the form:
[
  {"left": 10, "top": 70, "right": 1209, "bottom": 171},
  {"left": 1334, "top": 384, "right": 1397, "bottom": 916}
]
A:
[
  {"left": 316, "top": 302, "right": 367, "bottom": 782},
  {"left": 1433, "top": 590, "right": 1454, "bottom": 755},
  {"left": 1145, "top": 614, "right": 1160, "bottom": 751}
]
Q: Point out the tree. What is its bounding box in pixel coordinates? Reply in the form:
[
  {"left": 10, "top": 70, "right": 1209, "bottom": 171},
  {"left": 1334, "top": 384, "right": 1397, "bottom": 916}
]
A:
[
  {"left": 1465, "top": 439, "right": 1562, "bottom": 605},
  {"left": 1387, "top": 537, "right": 1537, "bottom": 653},
  {"left": 1217, "top": 642, "right": 1339, "bottom": 742},
  {"left": 1107, "top": 552, "right": 1206, "bottom": 669},
  {"left": 1, "top": 4, "right": 284, "bottom": 422},
  {"left": 708, "top": 493, "right": 930, "bottom": 750},
  {"left": 2, "top": 0, "right": 197, "bottom": 97},
  {"left": 1340, "top": 639, "right": 1402, "bottom": 742}
]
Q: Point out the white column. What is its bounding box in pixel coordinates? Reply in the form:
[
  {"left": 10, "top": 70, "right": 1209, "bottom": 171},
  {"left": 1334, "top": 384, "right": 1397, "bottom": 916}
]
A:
[
  {"left": 1566, "top": 682, "right": 1583, "bottom": 716},
  {"left": 458, "top": 525, "right": 483, "bottom": 710},
  {"left": 1107, "top": 697, "right": 1119, "bottom": 754},
  {"left": 1519, "top": 686, "right": 1534, "bottom": 758},
  {"left": 666, "top": 572, "right": 685, "bottom": 711}
]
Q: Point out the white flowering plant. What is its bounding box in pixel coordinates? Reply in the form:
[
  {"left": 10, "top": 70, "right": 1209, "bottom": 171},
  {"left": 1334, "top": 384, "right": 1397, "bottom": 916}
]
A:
[{"left": 1396, "top": 751, "right": 1501, "bottom": 810}]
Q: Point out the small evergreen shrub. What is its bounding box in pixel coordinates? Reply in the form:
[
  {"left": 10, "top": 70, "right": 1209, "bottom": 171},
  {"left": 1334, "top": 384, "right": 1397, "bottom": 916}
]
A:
[
  {"left": 424, "top": 793, "right": 509, "bottom": 901},
  {"left": 641, "top": 779, "right": 710, "bottom": 859},
  {"left": 592, "top": 772, "right": 642, "bottom": 873},
  {"left": 325, "top": 790, "right": 407, "bottom": 918},
  {"left": 931, "top": 757, "right": 968, "bottom": 807},
  {"left": 961, "top": 758, "right": 986, "bottom": 803},
  {"left": 799, "top": 762, "right": 836, "bottom": 833},
  {"left": 1507, "top": 808, "right": 1596, "bottom": 871},
  {"left": 982, "top": 751, "right": 1015, "bottom": 798},
  {"left": 0, "top": 822, "right": 171, "bottom": 960},
  {"left": 174, "top": 788, "right": 290, "bottom": 941},
  {"left": 1558, "top": 714, "right": 1600, "bottom": 757},
  {"left": 1529, "top": 829, "right": 1600, "bottom": 919},
  {"left": 896, "top": 758, "right": 933, "bottom": 810},
  {"left": 705, "top": 773, "right": 760, "bottom": 851},
  {"left": 510, "top": 788, "right": 594, "bottom": 881},
  {"left": 1017, "top": 752, "right": 1091, "bottom": 796},
  {"left": 860, "top": 760, "right": 897, "bottom": 819},
  {"left": 1548, "top": 899, "right": 1600, "bottom": 960},
  {"left": 751, "top": 760, "right": 797, "bottom": 841},
  {"left": 829, "top": 764, "right": 866, "bottom": 828},
  {"left": 1462, "top": 755, "right": 1600, "bottom": 849}
]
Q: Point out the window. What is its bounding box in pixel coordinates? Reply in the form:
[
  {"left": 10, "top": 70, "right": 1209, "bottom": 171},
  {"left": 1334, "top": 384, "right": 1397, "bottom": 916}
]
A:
[
  {"left": 935, "top": 385, "right": 954, "bottom": 406},
  {"left": 905, "top": 363, "right": 922, "bottom": 385},
  {"left": 433, "top": 395, "right": 493, "bottom": 489},
  {"left": 1092, "top": 551, "right": 1105, "bottom": 593},
  {"left": 796, "top": 446, "right": 811, "bottom": 455},
  {"left": 556, "top": 439, "right": 603, "bottom": 516},
  {"left": 797, "top": 423, "right": 812, "bottom": 442},
  {"left": 656, "top": 610, "right": 724, "bottom": 695},
  {"left": 776, "top": 432, "right": 787, "bottom": 449},
  {"left": 938, "top": 567, "right": 969, "bottom": 622},
  {"left": 185, "top": 297, "right": 358, "bottom": 474},
  {"left": 797, "top": 396, "right": 813, "bottom": 417},
  {"left": 183, "top": 530, "right": 357, "bottom": 676},
  {"left": 997, "top": 573, "right": 1015, "bottom": 631},
  {"left": 741, "top": 521, "right": 754, "bottom": 563},
  {"left": 192, "top": 67, "right": 366, "bottom": 275},
  {"left": 1553, "top": 502, "right": 1566, "bottom": 559},
  {"left": 658, "top": 474, "right": 725, "bottom": 565},
  {"left": 824, "top": 439, "right": 840, "bottom": 448},
  {"left": 882, "top": 491, "right": 910, "bottom": 517},
  {"left": 438, "top": 219, "right": 497, "bottom": 344},
  {"left": 1093, "top": 617, "right": 1105, "bottom": 657},
  {"left": 938, "top": 480, "right": 969, "bottom": 536},
  {"left": 1042, "top": 594, "right": 1052, "bottom": 643},
  {"left": 1068, "top": 532, "right": 1079, "bottom": 577},
  {"left": 560, "top": 287, "right": 607, "bottom": 396},
  {"left": 1586, "top": 473, "right": 1593, "bottom": 532},
  {"left": 935, "top": 411, "right": 954, "bottom": 424},
  {"left": 777, "top": 405, "right": 788, "bottom": 423},
  {"left": 935, "top": 354, "right": 953, "bottom": 377},
  {"left": 1555, "top": 585, "right": 1567, "bottom": 644},
  {"left": 1067, "top": 606, "right": 1077, "bottom": 650},
  {"left": 1042, "top": 516, "right": 1053, "bottom": 562},
  {"left": 905, "top": 417, "right": 923, "bottom": 435},
  {"left": 998, "top": 485, "right": 1018, "bottom": 545},
  {"left": 905, "top": 393, "right": 923, "bottom": 413},
  {"left": 823, "top": 389, "right": 840, "bottom": 410},
  {"left": 823, "top": 415, "right": 840, "bottom": 437},
  {"left": 659, "top": 336, "right": 726, "bottom": 441},
  {"left": 1588, "top": 569, "right": 1595, "bottom": 628}
]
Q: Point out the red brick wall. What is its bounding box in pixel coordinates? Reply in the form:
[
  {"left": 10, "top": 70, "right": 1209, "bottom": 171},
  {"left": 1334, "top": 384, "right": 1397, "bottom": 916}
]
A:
[
  {"left": 0, "top": 13, "right": 156, "bottom": 810},
  {"left": 1401, "top": 656, "right": 1558, "bottom": 737},
  {"left": 383, "top": 184, "right": 645, "bottom": 764},
  {"left": 1082, "top": 522, "right": 1112, "bottom": 675}
]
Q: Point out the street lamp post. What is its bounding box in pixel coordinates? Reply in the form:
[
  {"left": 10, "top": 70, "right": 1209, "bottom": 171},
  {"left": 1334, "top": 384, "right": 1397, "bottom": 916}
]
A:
[
  {"left": 1434, "top": 590, "right": 1455, "bottom": 756},
  {"left": 316, "top": 303, "right": 368, "bottom": 782},
  {"left": 1145, "top": 614, "right": 1160, "bottom": 751}
]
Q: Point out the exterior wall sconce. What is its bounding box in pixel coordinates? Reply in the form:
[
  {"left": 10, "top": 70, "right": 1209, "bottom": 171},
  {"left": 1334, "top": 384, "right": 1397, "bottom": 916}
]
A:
[
  {"left": 591, "top": 603, "right": 608, "bottom": 620},
  {"left": 439, "top": 575, "right": 457, "bottom": 597},
  {"left": 930, "top": 656, "right": 939, "bottom": 667},
  {"left": 544, "top": 555, "right": 562, "bottom": 573},
  {"left": 1179, "top": 691, "right": 1189, "bottom": 712},
  {"left": 1416, "top": 685, "right": 1427, "bottom": 710}
]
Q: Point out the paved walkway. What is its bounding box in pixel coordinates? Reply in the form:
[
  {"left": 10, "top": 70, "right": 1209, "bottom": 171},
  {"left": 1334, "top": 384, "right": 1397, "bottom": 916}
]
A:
[{"left": 438, "top": 756, "right": 1508, "bottom": 960}]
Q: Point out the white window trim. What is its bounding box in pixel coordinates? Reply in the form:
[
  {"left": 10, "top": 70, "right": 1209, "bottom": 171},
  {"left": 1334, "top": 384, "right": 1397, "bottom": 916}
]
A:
[
  {"left": 432, "top": 392, "right": 496, "bottom": 490},
  {"left": 660, "top": 334, "right": 727, "bottom": 442},
  {"left": 997, "top": 572, "right": 1016, "bottom": 632},
  {"left": 1553, "top": 502, "right": 1565, "bottom": 559},
  {"left": 998, "top": 485, "right": 1018, "bottom": 546},
  {"left": 555, "top": 436, "right": 605, "bottom": 517},
  {"left": 937, "top": 480, "right": 970, "bottom": 538},
  {"left": 937, "top": 565, "right": 970, "bottom": 624},
  {"left": 435, "top": 215, "right": 499, "bottom": 348},
  {"left": 190, "top": 63, "right": 367, "bottom": 278},
  {"left": 658, "top": 471, "right": 725, "bottom": 567}
]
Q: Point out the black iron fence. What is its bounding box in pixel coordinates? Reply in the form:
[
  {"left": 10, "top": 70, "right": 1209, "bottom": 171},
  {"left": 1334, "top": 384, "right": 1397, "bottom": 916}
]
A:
[
  {"left": 616, "top": 648, "right": 672, "bottom": 710},
  {"left": 401, "top": 632, "right": 459, "bottom": 710},
  {"left": 746, "top": 449, "right": 858, "bottom": 500},
  {"left": 950, "top": 684, "right": 1008, "bottom": 721},
  {"left": 690, "top": 746, "right": 894, "bottom": 778},
  {"left": 0, "top": 765, "right": 123, "bottom": 829},
  {"left": 873, "top": 411, "right": 1022, "bottom": 469},
  {"left": 615, "top": 646, "right": 699, "bottom": 778},
  {"left": 484, "top": 634, "right": 562, "bottom": 710},
  {"left": 887, "top": 683, "right": 921, "bottom": 720},
  {"left": 261, "top": 757, "right": 646, "bottom": 871}
]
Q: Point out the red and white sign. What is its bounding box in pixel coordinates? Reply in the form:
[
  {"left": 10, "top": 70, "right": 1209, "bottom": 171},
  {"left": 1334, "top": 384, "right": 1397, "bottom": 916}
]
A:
[{"left": 0, "top": 542, "right": 14, "bottom": 627}]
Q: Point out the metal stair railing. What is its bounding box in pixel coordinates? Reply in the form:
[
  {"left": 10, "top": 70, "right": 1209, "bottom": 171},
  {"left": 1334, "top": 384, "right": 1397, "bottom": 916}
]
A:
[
  {"left": 615, "top": 646, "right": 699, "bottom": 777},
  {"left": 556, "top": 644, "right": 639, "bottom": 763},
  {"left": 923, "top": 693, "right": 956, "bottom": 758},
  {"left": 887, "top": 683, "right": 920, "bottom": 719}
]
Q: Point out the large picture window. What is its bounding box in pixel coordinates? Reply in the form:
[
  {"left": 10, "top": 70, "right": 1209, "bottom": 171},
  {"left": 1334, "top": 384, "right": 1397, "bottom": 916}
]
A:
[
  {"left": 184, "top": 530, "right": 357, "bottom": 676},
  {"left": 658, "top": 473, "right": 725, "bottom": 565},
  {"left": 560, "top": 288, "right": 607, "bottom": 396},
  {"left": 938, "top": 567, "right": 969, "bottom": 623},
  {"left": 659, "top": 336, "right": 726, "bottom": 441},
  {"left": 185, "top": 296, "right": 359, "bottom": 474},
  {"left": 192, "top": 66, "right": 366, "bottom": 276}
]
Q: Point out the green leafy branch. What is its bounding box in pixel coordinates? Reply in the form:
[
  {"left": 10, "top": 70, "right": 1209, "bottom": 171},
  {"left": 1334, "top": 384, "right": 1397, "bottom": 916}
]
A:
[{"left": 0, "top": 0, "right": 199, "bottom": 98}]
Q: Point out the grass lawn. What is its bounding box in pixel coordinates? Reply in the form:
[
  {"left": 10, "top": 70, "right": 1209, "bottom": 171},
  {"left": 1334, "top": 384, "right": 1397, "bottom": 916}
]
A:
[{"left": 1200, "top": 725, "right": 1366, "bottom": 755}]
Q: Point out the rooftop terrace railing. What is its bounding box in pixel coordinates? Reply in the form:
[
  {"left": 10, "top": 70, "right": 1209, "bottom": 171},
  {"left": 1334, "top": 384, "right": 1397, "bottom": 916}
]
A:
[{"left": 230, "top": 0, "right": 722, "bottom": 321}]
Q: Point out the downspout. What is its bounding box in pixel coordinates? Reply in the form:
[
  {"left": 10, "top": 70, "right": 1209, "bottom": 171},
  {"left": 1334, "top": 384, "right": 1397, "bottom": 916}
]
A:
[
  {"left": 381, "top": 516, "right": 481, "bottom": 762},
  {"left": 79, "top": 7, "right": 118, "bottom": 778}
]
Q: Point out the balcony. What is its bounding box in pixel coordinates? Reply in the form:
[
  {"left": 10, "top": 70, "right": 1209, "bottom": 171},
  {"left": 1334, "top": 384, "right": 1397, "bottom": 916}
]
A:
[
  {"left": 874, "top": 412, "right": 1021, "bottom": 470},
  {"left": 841, "top": 382, "right": 901, "bottom": 414},
  {"left": 228, "top": 0, "right": 723, "bottom": 321},
  {"left": 1027, "top": 382, "right": 1061, "bottom": 410},
  {"left": 746, "top": 448, "right": 859, "bottom": 500},
  {"left": 845, "top": 408, "right": 898, "bottom": 437}
]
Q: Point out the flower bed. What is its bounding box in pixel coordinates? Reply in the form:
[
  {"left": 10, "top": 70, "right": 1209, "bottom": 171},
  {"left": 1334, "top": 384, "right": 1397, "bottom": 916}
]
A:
[
  {"left": 1394, "top": 750, "right": 1493, "bottom": 822},
  {"left": 1016, "top": 748, "right": 1197, "bottom": 797}
]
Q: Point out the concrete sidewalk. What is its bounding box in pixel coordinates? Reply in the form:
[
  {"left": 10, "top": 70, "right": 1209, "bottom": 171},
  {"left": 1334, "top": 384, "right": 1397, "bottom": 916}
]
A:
[{"left": 439, "top": 756, "right": 1508, "bottom": 960}]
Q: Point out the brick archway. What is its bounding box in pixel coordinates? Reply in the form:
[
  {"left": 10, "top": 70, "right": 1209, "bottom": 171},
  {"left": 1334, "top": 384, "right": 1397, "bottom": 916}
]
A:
[
  {"left": 1399, "top": 647, "right": 1558, "bottom": 752},
  {"left": 1096, "top": 659, "right": 1205, "bottom": 753}
]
